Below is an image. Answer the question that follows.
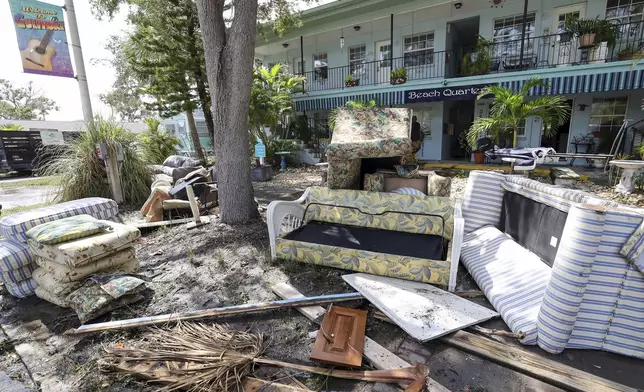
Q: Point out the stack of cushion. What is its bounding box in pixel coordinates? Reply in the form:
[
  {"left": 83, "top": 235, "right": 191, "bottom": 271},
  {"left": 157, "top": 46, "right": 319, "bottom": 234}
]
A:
[
  {"left": 0, "top": 197, "right": 119, "bottom": 298},
  {"left": 27, "top": 216, "right": 141, "bottom": 307}
]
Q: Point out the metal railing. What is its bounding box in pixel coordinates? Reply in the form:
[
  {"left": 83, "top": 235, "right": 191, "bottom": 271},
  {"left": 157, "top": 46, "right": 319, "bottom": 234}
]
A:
[
  {"left": 299, "top": 51, "right": 450, "bottom": 93},
  {"left": 294, "top": 21, "right": 644, "bottom": 93}
]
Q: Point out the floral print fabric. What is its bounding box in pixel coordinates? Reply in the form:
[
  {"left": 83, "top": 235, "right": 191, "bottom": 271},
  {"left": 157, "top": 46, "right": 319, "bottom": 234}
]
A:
[
  {"left": 26, "top": 215, "right": 109, "bottom": 245},
  {"left": 304, "top": 187, "right": 454, "bottom": 240},
  {"left": 275, "top": 239, "right": 450, "bottom": 286}
]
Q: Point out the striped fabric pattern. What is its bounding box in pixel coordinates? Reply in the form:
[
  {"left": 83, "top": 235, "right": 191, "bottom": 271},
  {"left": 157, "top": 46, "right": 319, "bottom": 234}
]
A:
[
  {"left": 461, "top": 226, "right": 552, "bottom": 344},
  {"left": 0, "top": 263, "right": 36, "bottom": 284},
  {"left": 461, "top": 171, "right": 506, "bottom": 233},
  {"left": 500, "top": 69, "right": 644, "bottom": 96},
  {"left": 391, "top": 187, "right": 426, "bottom": 196},
  {"left": 538, "top": 205, "right": 644, "bottom": 358},
  {"left": 295, "top": 91, "right": 405, "bottom": 112},
  {"left": 0, "top": 240, "right": 33, "bottom": 271},
  {"left": 0, "top": 198, "right": 118, "bottom": 243},
  {"left": 4, "top": 277, "right": 38, "bottom": 298}
]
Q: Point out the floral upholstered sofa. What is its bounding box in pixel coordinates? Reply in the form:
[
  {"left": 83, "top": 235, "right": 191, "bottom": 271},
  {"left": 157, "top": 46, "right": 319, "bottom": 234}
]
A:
[
  {"left": 460, "top": 171, "right": 644, "bottom": 359},
  {"left": 268, "top": 187, "right": 463, "bottom": 291}
]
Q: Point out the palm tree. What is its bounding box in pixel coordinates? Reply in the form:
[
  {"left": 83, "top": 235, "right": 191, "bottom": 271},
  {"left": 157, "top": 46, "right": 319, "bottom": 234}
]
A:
[{"left": 466, "top": 77, "right": 571, "bottom": 149}]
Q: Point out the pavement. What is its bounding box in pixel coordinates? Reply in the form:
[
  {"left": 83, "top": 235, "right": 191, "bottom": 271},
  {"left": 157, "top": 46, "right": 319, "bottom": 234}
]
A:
[{"left": 0, "top": 175, "right": 59, "bottom": 210}]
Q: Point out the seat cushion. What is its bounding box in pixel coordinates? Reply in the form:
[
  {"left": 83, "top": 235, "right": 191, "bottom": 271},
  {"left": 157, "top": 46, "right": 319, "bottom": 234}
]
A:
[
  {"left": 0, "top": 197, "right": 118, "bottom": 243},
  {"left": 0, "top": 240, "right": 33, "bottom": 271},
  {"left": 26, "top": 215, "right": 110, "bottom": 245},
  {"left": 283, "top": 221, "right": 445, "bottom": 260},
  {"left": 461, "top": 226, "right": 552, "bottom": 344}
]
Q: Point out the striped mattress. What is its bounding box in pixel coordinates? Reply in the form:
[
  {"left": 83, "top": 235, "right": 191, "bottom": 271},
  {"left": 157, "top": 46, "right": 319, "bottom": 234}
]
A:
[
  {"left": 461, "top": 226, "right": 552, "bottom": 344},
  {"left": 0, "top": 198, "right": 118, "bottom": 243}
]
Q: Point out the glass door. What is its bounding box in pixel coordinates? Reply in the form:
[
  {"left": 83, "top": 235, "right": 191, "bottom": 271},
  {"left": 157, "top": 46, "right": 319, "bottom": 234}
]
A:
[
  {"left": 551, "top": 4, "right": 586, "bottom": 66},
  {"left": 376, "top": 40, "right": 391, "bottom": 84}
]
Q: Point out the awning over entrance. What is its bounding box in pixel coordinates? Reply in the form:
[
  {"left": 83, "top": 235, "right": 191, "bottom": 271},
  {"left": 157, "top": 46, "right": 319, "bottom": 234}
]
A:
[
  {"left": 500, "top": 69, "right": 644, "bottom": 96},
  {"left": 295, "top": 91, "right": 405, "bottom": 112}
]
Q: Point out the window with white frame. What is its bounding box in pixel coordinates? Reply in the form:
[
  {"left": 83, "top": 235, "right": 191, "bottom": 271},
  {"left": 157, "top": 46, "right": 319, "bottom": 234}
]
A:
[
  {"left": 313, "top": 53, "right": 328, "bottom": 80},
  {"left": 606, "top": 0, "right": 644, "bottom": 40},
  {"left": 493, "top": 13, "right": 536, "bottom": 43},
  {"left": 293, "top": 59, "right": 306, "bottom": 75},
  {"left": 403, "top": 32, "right": 435, "bottom": 67},
  {"left": 349, "top": 45, "right": 366, "bottom": 75},
  {"left": 589, "top": 97, "right": 629, "bottom": 135}
]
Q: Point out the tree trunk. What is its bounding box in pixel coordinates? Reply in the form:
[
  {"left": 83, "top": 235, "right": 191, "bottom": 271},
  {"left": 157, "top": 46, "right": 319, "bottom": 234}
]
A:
[
  {"left": 196, "top": 0, "right": 258, "bottom": 224},
  {"left": 185, "top": 109, "right": 207, "bottom": 163}
]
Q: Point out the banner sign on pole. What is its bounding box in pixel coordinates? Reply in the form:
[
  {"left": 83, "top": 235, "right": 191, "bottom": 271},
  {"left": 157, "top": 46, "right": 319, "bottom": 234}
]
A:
[{"left": 8, "top": 0, "right": 74, "bottom": 78}]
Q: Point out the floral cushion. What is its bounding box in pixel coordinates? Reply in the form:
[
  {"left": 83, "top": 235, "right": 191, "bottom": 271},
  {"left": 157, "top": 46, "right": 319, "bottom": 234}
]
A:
[
  {"left": 35, "top": 247, "right": 138, "bottom": 283},
  {"left": 26, "top": 215, "right": 110, "bottom": 245},
  {"left": 304, "top": 187, "right": 454, "bottom": 240}
]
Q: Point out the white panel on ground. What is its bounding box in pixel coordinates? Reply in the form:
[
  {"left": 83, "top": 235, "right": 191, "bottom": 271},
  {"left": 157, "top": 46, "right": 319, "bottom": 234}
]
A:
[{"left": 343, "top": 273, "right": 499, "bottom": 342}]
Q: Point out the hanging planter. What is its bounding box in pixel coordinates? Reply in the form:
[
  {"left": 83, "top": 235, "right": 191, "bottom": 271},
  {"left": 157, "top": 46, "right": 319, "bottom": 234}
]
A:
[{"left": 345, "top": 75, "right": 359, "bottom": 87}]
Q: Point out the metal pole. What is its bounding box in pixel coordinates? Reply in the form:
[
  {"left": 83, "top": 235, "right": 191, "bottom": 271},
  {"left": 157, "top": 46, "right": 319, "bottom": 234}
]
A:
[
  {"left": 518, "top": 0, "right": 529, "bottom": 71},
  {"left": 63, "top": 0, "right": 93, "bottom": 125},
  {"left": 299, "top": 36, "right": 304, "bottom": 74},
  {"left": 390, "top": 14, "right": 394, "bottom": 64}
]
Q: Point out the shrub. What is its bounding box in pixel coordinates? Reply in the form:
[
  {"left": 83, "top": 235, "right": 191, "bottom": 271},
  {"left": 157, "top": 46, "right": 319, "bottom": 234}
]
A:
[
  {"left": 39, "top": 117, "right": 152, "bottom": 205},
  {"left": 139, "top": 118, "right": 181, "bottom": 164}
]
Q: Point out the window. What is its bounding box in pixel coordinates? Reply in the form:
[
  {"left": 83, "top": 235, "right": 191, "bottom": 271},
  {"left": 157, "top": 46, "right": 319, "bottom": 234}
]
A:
[
  {"left": 403, "top": 32, "right": 434, "bottom": 67},
  {"left": 606, "top": 0, "right": 644, "bottom": 40},
  {"left": 493, "top": 13, "right": 536, "bottom": 43},
  {"left": 313, "top": 53, "right": 328, "bottom": 80},
  {"left": 349, "top": 45, "right": 366, "bottom": 75},
  {"left": 589, "top": 97, "right": 629, "bottom": 135},
  {"left": 516, "top": 119, "right": 527, "bottom": 137},
  {"left": 196, "top": 121, "right": 209, "bottom": 137},
  {"left": 294, "top": 59, "right": 306, "bottom": 75}
]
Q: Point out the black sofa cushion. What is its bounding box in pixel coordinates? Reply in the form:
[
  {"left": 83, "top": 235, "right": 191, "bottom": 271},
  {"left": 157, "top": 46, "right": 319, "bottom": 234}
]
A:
[
  {"left": 499, "top": 191, "right": 567, "bottom": 267},
  {"left": 283, "top": 220, "right": 445, "bottom": 260}
]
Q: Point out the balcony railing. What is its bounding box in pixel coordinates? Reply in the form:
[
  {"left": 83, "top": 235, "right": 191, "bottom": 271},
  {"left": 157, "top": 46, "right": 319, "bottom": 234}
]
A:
[
  {"left": 295, "top": 21, "right": 644, "bottom": 93},
  {"left": 300, "top": 51, "right": 450, "bottom": 93}
]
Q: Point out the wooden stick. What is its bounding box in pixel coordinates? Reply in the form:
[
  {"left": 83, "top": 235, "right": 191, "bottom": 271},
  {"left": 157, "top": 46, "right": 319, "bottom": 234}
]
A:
[
  {"left": 442, "top": 331, "right": 638, "bottom": 392},
  {"left": 469, "top": 325, "right": 522, "bottom": 340},
  {"left": 66, "top": 292, "right": 363, "bottom": 335}
]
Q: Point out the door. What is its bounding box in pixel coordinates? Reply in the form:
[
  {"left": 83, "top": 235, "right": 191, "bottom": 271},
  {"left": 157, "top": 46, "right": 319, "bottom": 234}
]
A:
[
  {"left": 376, "top": 40, "right": 392, "bottom": 84},
  {"left": 551, "top": 4, "right": 586, "bottom": 66}
]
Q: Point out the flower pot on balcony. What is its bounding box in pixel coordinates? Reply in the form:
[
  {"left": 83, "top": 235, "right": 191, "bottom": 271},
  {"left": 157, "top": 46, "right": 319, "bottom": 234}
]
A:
[
  {"left": 345, "top": 79, "right": 360, "bottom": 87},
  {"left": 390, "top": 77, "right": 407, "bottom": 85},
  {"left": 618, "top": 51, "right": 635, "bottom": 61},
  {"left": 579, "top": 33, "right": 596, "bottom": 47},
  {"left": 473, "top": 151, "right": 485, "bottom": 164}
]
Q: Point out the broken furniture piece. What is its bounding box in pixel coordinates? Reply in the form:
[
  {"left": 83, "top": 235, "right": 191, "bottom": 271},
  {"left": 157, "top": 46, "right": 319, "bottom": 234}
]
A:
[
  {"left": 549, "top": 167, "right": 580, "bottom": 185},
  {"left": 486, "top": 147, "right": 555, "bottom": 173},
  {"left": 325, "top": 107, "right": 413, "bottom": 190},
  {"left": 310, "top": 306, "right": 367, "bottom": 367},
  {"left": 364, "top": 169, "right": 452, "bottom": 197},
  {"left": 343, "top": 273, "right": 498, "bottom": 342},
  {"left": 149, "top": 155, "right": 204, "bottom": 183},
  {"left": 609, "top": 159, "right": 644, "bottom": 194},
  {"left": 267, "top": 186, "right": 464, "bottom": 291},
  {"left": 460, "top": 170, "right": 644, "bottom": 359}
]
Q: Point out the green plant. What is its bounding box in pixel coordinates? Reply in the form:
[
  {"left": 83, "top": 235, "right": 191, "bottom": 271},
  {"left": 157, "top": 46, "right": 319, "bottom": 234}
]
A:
[
  {"left": 345, "top": 75, "right": 355, "bottom": 83},
  {"left": 461, "top": 36, "right": 492, "bottom": 76},
  {"left": 467, "top": 77, "right": 571, "bottom": 149},
  {"left": 269, "top": 139, "right": 300, "bottom": 167},
  {"left": 594, "top": 19, "right": 621, "bottom": 45},
  {"left": 390, "top": 67, "right": 407, "bottom": 79},
  {"left": 39, "top": 117, "right": 153, "bottom": 205},
  {"left": 0, "top": 124, "right": 24, "bottom": 131},
  {"left": 565, "top": 16, "right": 601, "bottom": 36},
  {"left": 139, "top": 118, "right": 181, "bottom": 164}
]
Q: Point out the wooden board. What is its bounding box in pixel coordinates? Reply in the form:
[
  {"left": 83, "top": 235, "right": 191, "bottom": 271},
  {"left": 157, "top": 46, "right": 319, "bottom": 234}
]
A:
[
  {"left": 134, "top": 215, "right": 212, "bottom": 230},
  {"left": 343, "top": 273, "right": 498, "bottom": 342},
  {"left": 242, "top": 377, "right": 309, "bottom": 392},
  {"left": 442, "top": 331, "right": 637, "bottom": 392},
  {"left": 271, "top": 283, "right": 325, "bottom": 322},
  {"left": 310, "top": 306, "right": 367, "bottom": 367}
]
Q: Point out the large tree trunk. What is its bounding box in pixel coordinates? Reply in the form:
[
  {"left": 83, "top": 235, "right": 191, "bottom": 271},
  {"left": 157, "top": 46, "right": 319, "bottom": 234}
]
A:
[
  {"left": 196, "top": 0, "right": 258, "bottom": 224},
  {"left": 185, "top": 109, "right": 207, "bottom": 163}
]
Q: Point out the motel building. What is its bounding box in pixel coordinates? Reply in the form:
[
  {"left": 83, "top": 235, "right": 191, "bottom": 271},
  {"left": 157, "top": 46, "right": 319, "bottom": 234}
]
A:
[{"left": 254, "top": 0, "right": 644, "bottom": 163}]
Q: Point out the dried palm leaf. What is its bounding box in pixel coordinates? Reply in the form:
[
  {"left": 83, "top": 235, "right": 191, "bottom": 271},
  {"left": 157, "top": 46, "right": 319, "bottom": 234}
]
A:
[{"left": 101, "top": 322, "right": 427, "bottom": 392}]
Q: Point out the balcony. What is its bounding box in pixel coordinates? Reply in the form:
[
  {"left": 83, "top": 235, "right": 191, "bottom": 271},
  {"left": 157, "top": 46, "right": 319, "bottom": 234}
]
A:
[{"left": 296, "top": 21, "right": 644, "bottom": 94}]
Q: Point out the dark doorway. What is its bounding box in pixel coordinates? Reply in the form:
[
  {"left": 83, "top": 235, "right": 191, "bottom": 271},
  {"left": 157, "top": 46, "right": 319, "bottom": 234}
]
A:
[
  {"left": 446, "top": 17, "right": 480, "bottom": 77},
  {"left": 442, "top": 100, "right": 476, "bottom": 160},
  {"left": 541, "top": 99, "right": 573, "bottom": 153}
]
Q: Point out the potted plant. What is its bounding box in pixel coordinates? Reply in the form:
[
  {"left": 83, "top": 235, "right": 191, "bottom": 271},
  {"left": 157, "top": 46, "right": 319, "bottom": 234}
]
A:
[
  {"left": 617, "top": 44, "right": 644, "bottom": 61},
  {"left": 460, "top": 36, "right": 492, "bottom": 76},
  {"left": 565, "top": 17, "right": 600, "bottom": 47},
  {"left": 345, "top": 75, "right": 359, "bottom": 87},
  {"left": 390, "top": 67, "right": 407, "bottom": 85},
  {"left": 472, "top": 149, "right": 486, "bottom": 164}
]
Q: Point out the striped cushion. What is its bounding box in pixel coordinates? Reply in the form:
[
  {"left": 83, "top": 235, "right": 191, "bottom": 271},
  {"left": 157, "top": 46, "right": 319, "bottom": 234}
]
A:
[
  {"left": 461, "top": 171, "right": 506, "bottom": 233},
  {"left": 4, "top": 277, "right": 38, "bottom": 298},
  {"left": 537, "top": 205, "right": 644, "bottom": 358},
  {"left": 391, "top": 187, "right": 426, "bottom": 196},
  {"left": 0, "top": 198, "right": 118, "bottom": 243},
  {"left": 461, "top": 226, "right": 552, "bottom": 345},
  {"left": 0, "top": 263, "right": 36, "bottom": 284},
  {"left": 0, "top": 240, "right": 33, "bottom": 271}
]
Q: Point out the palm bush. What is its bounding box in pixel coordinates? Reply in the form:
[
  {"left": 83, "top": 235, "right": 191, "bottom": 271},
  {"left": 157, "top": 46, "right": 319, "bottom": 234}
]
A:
[
  {"left": 466, "top": 77, "right": 571, "bottom": 149},
  {"left": 139, "top": 118, "right": 181, "bottom": 164},
  {"left": 39, "top": 117, "right": 152, "bottom": 205}
]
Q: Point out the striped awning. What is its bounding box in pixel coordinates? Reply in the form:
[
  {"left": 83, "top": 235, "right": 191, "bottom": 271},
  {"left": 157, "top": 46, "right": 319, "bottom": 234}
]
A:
[
  {"left": 295, "top": 91, "right": 405, "bottom": 112},
  {"left": 500, "top": 69, "right": 644, "bottom": 95}
]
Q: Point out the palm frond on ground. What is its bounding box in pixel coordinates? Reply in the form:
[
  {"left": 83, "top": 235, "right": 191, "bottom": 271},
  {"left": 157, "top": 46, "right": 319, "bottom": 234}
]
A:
[{"left": 467, "top": 77, "right": 571, "bottom": 149}]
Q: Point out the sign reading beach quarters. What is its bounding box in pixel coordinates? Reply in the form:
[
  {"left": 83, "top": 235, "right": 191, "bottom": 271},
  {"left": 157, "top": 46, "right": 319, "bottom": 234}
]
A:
[{"left": 405, "top": 84, "right": 492, "bottom": 104}]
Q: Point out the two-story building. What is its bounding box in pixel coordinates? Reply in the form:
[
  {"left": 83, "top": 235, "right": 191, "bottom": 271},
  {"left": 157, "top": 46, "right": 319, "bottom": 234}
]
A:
[{"left": 255, "top": 0, "right": 644, "bottom": 162}]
